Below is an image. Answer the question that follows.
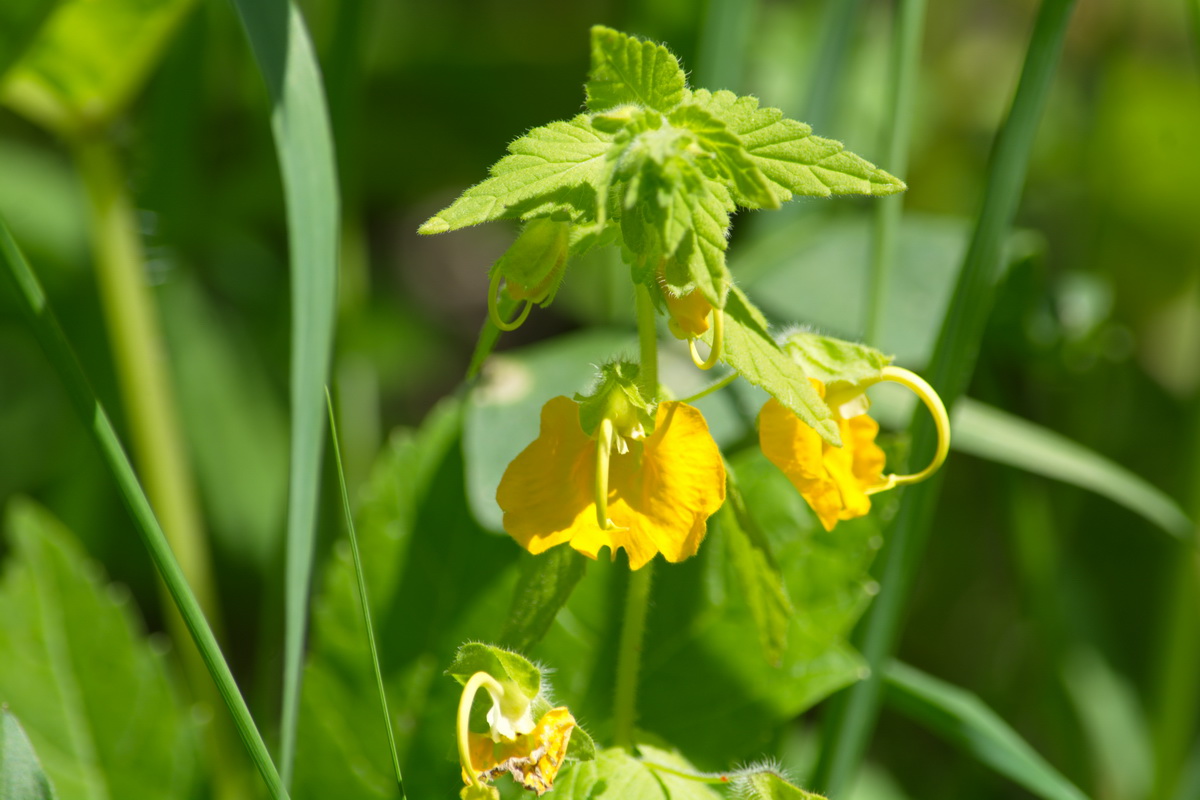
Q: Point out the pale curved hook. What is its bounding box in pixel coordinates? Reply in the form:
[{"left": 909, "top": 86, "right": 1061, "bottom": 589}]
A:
[
  {"left": 865, "top": 365, "right": 951, "bottom": 494},
  {"left": 458, "top": 671, "right": 505, "bottom": 787},
  {"left": 488, "top": 269, "right": 534, "bottom": 332},
  {"left": 688, "top": 309, "right": 724, "bottom": 370}
]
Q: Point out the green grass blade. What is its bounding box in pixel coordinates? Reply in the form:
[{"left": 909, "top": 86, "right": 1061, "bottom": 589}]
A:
[
  {"left": 228, "top": 0, "right": 340, "bottom": 785},
  {"left": 812, "top": 1, "right": 1078, "bottom": 794},
  {"left": 884, "top": 662, "right": 1091, "bottom": 800},
  {"left": 695, "top": 0, "right": 758, "bottom": 92},
  {"left": 326, "top": 390, "right": 404, "bottom": 798},
  {"left": 865, "top": 0, "right": 926, "bottom": 345},
  {"left": 802, "top": 0, "right": 868, "bottom": 132},
  {"left": 0, "top": 216, "right": 289, "bottom": 799},
  {"left": 953, "top": 398, "right": 1193, "bottom": 540}
]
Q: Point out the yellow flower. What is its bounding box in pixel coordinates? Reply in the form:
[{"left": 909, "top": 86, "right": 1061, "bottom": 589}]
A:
[
  {"left": 462, "top": 707, "right": 577, "bottom": 796},
  {"left": 759, "top": 366, "right": 951, "bottom": 531},
  {"left": 496, "top": 396, "right": 726, "bottom": 569},
  {"left": 758, "top": 382, "right": 887, "bottom": 532}
]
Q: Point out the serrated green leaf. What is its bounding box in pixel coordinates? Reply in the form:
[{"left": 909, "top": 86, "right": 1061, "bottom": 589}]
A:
[
  {"left": 721, "top": 484, "right": 793, "bottom": 667},
  {"left": 669, "top": 103, "right": 779, "bottom": 209},
  {"left": 885, "top": 661, "right": 1091, "bottom": 800},
  {"left": 781, "top": 331, "right": 893, "bottom": 398},
  {"left": 446, "top": 643, "right": 543, "bottom": 700},
  {"left": 688, "top": 89, "right": 905, "bottom": 200},
  {"left": 499, "top": 546, "right": 589, "bottom": 653},
  {"left": 586, "top": 26, "right": 686, "bottom": 113},
  {"left": 0, "top": 499, "right": 197, "bottom": 800},
  {"left": 720, "top": 286, "right": 839, "bottom": 444},
  {"left": 420, "top": 116, "right": 613, "bottom": 234},
  {"left": 735, "top": 771, "right": 826, "bottom": 800},
  {"left": 0, "top": 0, "right": 194, "bottom": 135},
  {"left": 0, "top": 709, "right": 57, "bottom": 800}
]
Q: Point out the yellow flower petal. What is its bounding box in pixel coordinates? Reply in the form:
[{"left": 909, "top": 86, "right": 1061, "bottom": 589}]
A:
[
  {"left": 664, "top": 289, "right": 712, "bottom": 339},
  {"left": 497, "top": 398, "right": 726, "bottom": 569},
  {"left": 758, "top": 396, "right": 887, "bottom": 531},
  {"left": 464, "top": 708, "right": 576, "bottom": 795}
]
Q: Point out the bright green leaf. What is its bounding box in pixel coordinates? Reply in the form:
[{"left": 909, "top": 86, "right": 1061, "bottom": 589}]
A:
[
  {"left": 1, "top": 0, "right": 194, "bottom": 135},
  {"left": 419, "top": 116, "right": 613, "bottom": 234},
  {"left": 0, "top": 499, "right": 197, "bottom": 800},
  {"left": 446, "top": 643, "right": 543, "bottom": 700},
  {"left": 669, "top": 103, "right": 779, "bottom": 209},
  {"left": 721, "top": 484, "right": 793, "bottom": 667},
  {"left": 637, "top": 742, "right": 724, "bottom": 800},
  {"left": 555, "top": 747, "right": 720, "bottom": 800},
  {"left": 885, "top": 661, "right": 1091, "bottom": 800},
  {"left": 586, "top": 26, "right": 686, "bottom": 113},
  {"left": 781, "top": 331, "right": 893, "bottom": 397},
  {"left": 0, "top": 709, "right": 57, "bottom": 800},
  {"left": 720, "top": 286, "right": 839, "bottom": 445},
  {"left": 688, "top": 89, "right": 905, "bottom": 200},
  {"left": 500, "top": 548, "right": 589, "bottom": 653},
  {"left": 735, "top": 770, "right": 827, "bottom": 800}
]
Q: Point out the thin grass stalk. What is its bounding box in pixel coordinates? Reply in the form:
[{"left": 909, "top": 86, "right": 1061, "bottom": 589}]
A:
[
  {"left": 812, "top": 1, "right": 1078, "bottom": 794},
  {"left": 327, "top": 391, "right": 405, "bottom": 798},
  {"left": 802, "top": 0, "right": 868, "bottom": 132},
  {"left": 228, "top": 0, "right": 340, "bottom": 785},
  {"left": 865, "top": 0, "right": 926, "bottom": 345},
  {"left": 0, "top": 217, "right": 289, "bottom": 800}
]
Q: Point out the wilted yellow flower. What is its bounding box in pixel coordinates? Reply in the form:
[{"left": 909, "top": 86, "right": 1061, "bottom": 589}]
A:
[
  {"left": 463, "top": 707, "right": 577, "bottom": 796},
  {"left": 496, "top": 396, "right": 726, "bottom": 570}
]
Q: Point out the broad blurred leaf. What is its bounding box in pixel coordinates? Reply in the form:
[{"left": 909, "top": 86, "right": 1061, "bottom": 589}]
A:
[
  {"left": 1, "top": 0, "right": 194, "bottom": 135},
  {"left": 586, "top": 26, "right": 687, "bottom": 113},
  {"left": 295, "top": 400, "right": 525, "bottom": 800},
  {"left": 953, "top": 397, "right": 1193, "bottom": 540},
  {"left": 0, "top": 709, "right": 57, "bottom": 800},
  {"left": 0, "top": 498, "right": 197, "bottom": 799},
  {"left": 159, "top": 276, "right": 288, "bottom": 567},
  {"left": 884, "top": 661, "right": 1090, "bottom": 800},
  {"left": 500, "top": 547, "right": 588, "bottom": 653},
  {"left": 721, "top": 487, "right": 792, "bottom": 666},
  {"left": 0, "top": 0, "right": 61, "bottom": 80},
  {"left": 721, "top": 286, "right": 839, "bottom": 444},
  {"left": 555, "top": 746, "right": 721, "bottom": 800}
]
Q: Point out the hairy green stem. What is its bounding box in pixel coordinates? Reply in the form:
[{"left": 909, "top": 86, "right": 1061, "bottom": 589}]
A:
[
  {"left": 813, "top": 0, "right": 1078, "bottom": 794},
  {"left": 865, "top": 0, "right": 926, "bottom": 345},
  {"left": 614, "top": 562, "right": 655, "bottom": 752}
]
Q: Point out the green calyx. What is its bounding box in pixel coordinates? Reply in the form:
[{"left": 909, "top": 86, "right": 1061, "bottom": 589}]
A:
[
  {"left": 575, "top": 361, "right": 655, "bottom": 442},
  {"left": 491, "top": 218, "right": 572, "bottom": 306},
  {"left": 782, "top": 331, "right": 894, "bottom": 409}
]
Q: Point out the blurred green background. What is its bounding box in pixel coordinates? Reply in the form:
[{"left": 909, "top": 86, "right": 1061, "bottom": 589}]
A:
[{"left": 1, "top": 1, "right": 1198, "bottom": 799}]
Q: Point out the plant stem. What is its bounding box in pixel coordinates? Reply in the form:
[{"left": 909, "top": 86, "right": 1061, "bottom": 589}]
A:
[
  {"left": 614, "top": 562, "right": 655, "bottom": 752},
  {"left": 0, "top": 216, "right": 290, "bottom": 800},
  {"left": 813, "top": 0, "right": 1078, "bottom": 794},
  {"left": 635, "top": 284, "right": 659, "bottom": 397},
  {"left": 865, "top": 0, "right": 926, "bottom": 345}
]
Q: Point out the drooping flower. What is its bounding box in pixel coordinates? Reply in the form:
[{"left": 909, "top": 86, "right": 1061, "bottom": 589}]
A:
[
  {"left": 759, "top": 384, "right": 886, "bottom": 532},
  {"left": 496, "top": 365, "right": 726, "bottom": 569},
  {"left": 759, "top": 362, "right": 950, "bottom": 531}
]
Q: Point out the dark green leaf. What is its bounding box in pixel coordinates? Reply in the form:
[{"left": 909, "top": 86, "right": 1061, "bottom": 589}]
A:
[
  {"left": 0, "top": 0, "right": 60, "bottom": 79},
  {"left": 885, "top": 661, "right": 1091, "bottom": 800},
  {"left": 721, "top": 483, "right": 793, "bottom": 666},
  {"left": 500, "top": 548, "right": 589, "bottom": 653}
]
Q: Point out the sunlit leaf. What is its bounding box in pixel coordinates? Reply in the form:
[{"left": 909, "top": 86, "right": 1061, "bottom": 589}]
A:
[
  {"left": 1, "top": 0, "right": 194, "bottom": 135},
  {"left": 586, "top": 25, "right": 687, "bottom": 113},
  {"left": 0, "top": 499, "right": 197, "bottom": 800}
]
